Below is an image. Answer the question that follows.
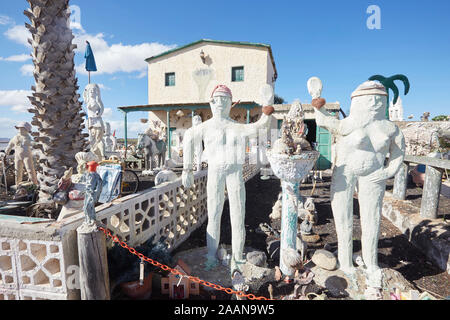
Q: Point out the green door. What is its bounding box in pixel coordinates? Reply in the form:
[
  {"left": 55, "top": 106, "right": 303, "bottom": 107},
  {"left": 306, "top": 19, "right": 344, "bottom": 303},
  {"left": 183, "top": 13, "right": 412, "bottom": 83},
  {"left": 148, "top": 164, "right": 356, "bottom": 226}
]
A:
[{"left": 316, "top": 125, "right": 332, "bottom": 170}]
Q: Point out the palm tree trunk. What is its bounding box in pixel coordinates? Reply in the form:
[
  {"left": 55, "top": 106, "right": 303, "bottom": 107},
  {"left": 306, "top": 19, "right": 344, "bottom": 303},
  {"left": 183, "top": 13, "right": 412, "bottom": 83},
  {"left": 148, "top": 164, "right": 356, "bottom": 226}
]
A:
[{"left": 25, "top": 0, "right": 89, "bottom": 203}]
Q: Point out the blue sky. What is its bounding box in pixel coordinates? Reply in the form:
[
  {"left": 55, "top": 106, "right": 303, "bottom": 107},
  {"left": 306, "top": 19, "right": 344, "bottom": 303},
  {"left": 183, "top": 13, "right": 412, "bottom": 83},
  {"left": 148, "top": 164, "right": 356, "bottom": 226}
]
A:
[{"left": 0, "top": 0, "right": 449, "bottom": 138}]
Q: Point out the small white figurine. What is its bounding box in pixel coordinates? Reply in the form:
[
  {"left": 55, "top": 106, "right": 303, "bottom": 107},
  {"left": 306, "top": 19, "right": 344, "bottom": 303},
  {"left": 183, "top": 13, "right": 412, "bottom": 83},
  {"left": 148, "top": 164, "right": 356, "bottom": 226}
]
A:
[
  {"left": 104, "top": 122, "right": 117, "bottom": 152},
  {"left": 3, "top": 122, "right": 38, "bottom": 186}
]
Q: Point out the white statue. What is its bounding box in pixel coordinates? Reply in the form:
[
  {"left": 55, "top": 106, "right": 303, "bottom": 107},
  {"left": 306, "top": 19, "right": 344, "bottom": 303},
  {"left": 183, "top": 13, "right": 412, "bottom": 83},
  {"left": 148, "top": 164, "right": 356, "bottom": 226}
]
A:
[
  {"left": 2, "top": 122, "right": 38, "bottom": 186},
  {"left": 104, "top": 122, "right": 117, "bottom": 152},
  {"left": 311, "top": 79, "right": 405, "bottom": 289},
  {"left": 182, "top": 85, "right": 274, "bottom": 273},
  {"left": 84, "top": 83, "right": 105, "bottom": 160},
  {"left": 192, "top": 115, "right": 204, "bottom": 171},
  {"left": 389, "top": 96, "right": 404, "bottom": 121}
]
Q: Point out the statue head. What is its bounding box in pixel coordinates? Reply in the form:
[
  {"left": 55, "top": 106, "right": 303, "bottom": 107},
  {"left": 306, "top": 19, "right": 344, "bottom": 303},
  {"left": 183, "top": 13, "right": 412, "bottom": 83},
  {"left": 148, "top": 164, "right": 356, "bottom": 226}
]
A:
[
  {"left": 210, "top": 85, "right": 232, "bottom": 118},
  {"left": 14, "top": 121, "right": 32, "bottom": 135},
  {"left": 83, "top": 83, "right": 101, "bottom": 103},
  {"left": 192, "top": 115, "right": 202, "bottom": 126},
  {"left": 350, "top": 81, "right": 388, "bottom": 120}
]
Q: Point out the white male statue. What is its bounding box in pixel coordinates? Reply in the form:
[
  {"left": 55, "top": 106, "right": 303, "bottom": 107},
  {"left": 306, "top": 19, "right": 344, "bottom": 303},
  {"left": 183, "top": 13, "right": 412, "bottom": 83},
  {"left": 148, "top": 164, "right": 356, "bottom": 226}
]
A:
[
  {"left": 310, "top": 78, "right": 405, "bottom": 289},
  {"left": 3, "top": 122, "right": 38, "bottom": 186},
  {"left": 84, "top": 83, "right": 105, "bottom": 161},
  {"left": 182, "top": 85, "right": 274, "bottom": 273}
]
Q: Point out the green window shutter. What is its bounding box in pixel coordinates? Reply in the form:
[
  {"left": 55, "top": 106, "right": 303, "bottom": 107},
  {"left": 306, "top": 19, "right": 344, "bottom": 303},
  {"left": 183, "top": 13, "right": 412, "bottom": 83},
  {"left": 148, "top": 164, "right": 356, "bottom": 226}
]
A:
[{"left": 315, "top": 125, "right": 332, "bottom": 170}]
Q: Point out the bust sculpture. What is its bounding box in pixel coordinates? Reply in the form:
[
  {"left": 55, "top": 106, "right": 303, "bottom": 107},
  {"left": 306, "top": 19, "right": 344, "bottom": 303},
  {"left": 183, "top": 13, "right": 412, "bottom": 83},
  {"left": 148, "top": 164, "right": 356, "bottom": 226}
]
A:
[
  {"left": 182, "top": 84, "right": 274, "bottom": 273},
  {"left": 311, "top": 78, "right": 405, "bottom": 289}
]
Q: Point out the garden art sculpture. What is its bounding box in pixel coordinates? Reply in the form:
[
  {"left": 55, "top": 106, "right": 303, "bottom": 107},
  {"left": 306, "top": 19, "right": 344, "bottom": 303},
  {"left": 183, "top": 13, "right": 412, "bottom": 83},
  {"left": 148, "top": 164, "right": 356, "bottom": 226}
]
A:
[
  {"left": 310, "top": 76, "right": 407, "bottom": 291},
  {"left": 182, "top": 84, "right": 275, "bottom": 274}
]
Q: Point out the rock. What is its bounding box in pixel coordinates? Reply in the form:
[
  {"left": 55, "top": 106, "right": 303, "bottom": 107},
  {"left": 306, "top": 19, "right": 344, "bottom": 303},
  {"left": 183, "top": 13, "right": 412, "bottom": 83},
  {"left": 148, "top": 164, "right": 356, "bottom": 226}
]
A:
[
  {"left": 267, "top": 240, "right": 280, "bottom": 260},
  {"left": 246, "top": 251, "right": 267, "bottom": 267},
  {"left": 352, "top": 254, "right": 365, "bottom": 267},
  {"left": 311, "top": 249, "right": 337, "bottom": 271},
  {"left": 302, "top": 234, "right": 321, "bottom": 243}
]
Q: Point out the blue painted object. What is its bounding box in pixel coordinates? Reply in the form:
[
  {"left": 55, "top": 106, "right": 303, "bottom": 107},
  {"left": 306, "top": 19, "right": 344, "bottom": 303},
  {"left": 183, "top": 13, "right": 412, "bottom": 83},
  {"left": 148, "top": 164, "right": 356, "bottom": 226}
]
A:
[{"left": 84, "top": 41, "right": 97, "bottom": 72}]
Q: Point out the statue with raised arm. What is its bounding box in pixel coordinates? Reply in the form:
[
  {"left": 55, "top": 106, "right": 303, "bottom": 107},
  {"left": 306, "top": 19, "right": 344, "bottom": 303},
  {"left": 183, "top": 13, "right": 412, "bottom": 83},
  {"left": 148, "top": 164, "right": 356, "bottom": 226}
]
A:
[
  {"left": 182, "top": 84, "right": 274, "bottom": 273},
  {"left": 3, "top": 122, "right": 38, "bottom": 186},
  {"left": 82, "top": 161, "right": 102, "bottom": 225},
  {"left": 84, "top": 83, "right": 105, "bottom": 161},
  {"left": 309, "top": 77, "right": 405, "bottom": 290}
]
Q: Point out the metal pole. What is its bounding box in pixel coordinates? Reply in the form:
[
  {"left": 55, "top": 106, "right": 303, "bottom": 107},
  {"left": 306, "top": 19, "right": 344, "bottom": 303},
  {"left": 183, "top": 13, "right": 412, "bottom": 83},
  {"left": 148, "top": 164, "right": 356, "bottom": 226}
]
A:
[
  {"left": 124, "top": 112, "right": 128, "bottom": 157},
  {"left": 167, "top": 110, "right": 171, "bottom": 159}
]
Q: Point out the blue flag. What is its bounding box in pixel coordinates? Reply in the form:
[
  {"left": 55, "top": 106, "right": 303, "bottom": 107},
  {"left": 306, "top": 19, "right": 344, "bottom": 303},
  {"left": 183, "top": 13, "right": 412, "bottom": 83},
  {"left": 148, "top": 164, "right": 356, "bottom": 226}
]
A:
[{"left": 84, "top": 41, "right": 97, "bottom": 72}]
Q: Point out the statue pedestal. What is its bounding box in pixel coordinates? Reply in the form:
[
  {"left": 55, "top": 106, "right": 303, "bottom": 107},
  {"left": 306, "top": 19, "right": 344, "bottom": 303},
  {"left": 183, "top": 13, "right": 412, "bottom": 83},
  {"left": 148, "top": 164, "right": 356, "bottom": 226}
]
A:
[{"left": 267, "top": 150, "right": 319, "bottom": 276}]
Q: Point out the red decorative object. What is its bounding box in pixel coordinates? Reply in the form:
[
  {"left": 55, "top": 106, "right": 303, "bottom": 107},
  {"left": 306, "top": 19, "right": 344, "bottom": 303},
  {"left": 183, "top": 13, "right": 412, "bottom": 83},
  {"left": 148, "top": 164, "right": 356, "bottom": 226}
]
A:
[{"left": 120, "top": 273, "right": 153, "bottom": 300}]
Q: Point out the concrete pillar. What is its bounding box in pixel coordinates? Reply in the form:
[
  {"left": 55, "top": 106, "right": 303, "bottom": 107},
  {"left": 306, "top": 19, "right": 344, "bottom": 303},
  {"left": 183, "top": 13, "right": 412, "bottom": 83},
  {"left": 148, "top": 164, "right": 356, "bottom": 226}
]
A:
[
  {"left": 420, "top": 166, "right": 443, "bottom": 219},
  {"left": 393, "top": 163, "right": 409, "bottom": 200},
  {"left": 166, "top": 110, "right": 171, "bottom": 159},
  {"left": 280, "top": 180, "right": 301, "bottom": 276}
]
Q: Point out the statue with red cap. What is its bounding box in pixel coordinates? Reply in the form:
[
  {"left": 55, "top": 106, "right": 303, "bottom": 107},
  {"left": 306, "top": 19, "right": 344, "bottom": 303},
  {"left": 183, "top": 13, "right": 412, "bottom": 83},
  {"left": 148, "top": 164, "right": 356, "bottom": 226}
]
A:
[
  {"left": 182, "top": 84, "right": 274, "bottom": 274},
  {"left": 82, "top": 161, "right": 102, "bottom": 225}
]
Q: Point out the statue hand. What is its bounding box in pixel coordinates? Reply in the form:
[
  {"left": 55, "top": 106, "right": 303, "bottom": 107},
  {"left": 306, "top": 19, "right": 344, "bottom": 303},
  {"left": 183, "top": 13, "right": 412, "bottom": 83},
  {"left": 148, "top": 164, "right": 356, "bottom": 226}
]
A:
[
  {"left": 311, "top": 98, "right": 326, "bottom": 110},
  {"left": 182, "top": 170, "right": 194, "bottom": 188},
  {"left": 262, "top": 105, "right": 274, "bottom": 115},
  {"left": 365, "top": 168, "right": 389, "bottom": 183}
]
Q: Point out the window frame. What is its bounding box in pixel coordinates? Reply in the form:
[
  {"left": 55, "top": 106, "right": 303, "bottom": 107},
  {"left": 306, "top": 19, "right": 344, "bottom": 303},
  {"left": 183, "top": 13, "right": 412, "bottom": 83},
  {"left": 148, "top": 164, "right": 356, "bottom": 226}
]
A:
[
  {"left": 165, "top": 72, "right": 176, "bottom": 87},
  {"left": 231, "top": 66, "right": 244, "bottom": 82}
]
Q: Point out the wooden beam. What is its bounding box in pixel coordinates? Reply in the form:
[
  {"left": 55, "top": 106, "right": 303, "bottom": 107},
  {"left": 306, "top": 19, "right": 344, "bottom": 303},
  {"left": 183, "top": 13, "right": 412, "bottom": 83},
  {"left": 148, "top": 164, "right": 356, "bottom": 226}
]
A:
[{"left": 404, "top": 155, "right": 450, "bottom": 170}]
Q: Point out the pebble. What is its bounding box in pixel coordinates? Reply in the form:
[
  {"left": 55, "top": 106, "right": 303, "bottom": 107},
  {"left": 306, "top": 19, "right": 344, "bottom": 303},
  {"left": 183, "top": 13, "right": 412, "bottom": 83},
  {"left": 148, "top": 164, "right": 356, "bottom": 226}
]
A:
[
  {"left": 311, "top": 249, "right": 337, "bottom": 271},
  {"left": 302, "top": 234, "right": 321, "bottom": 243},
  {"left": 246, "top": 251, "right": 267, "bottom": 267}
]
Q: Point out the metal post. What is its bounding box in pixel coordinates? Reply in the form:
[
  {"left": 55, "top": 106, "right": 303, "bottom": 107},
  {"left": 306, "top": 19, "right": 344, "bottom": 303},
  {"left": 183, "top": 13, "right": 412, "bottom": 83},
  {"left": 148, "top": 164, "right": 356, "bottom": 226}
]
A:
[
  {"left": 393, "top": 162, "right": 409, "bottom": 200},
  {"left": 167, "top": 110, "right": 171, "bottom": 159},
  {"left": 123, "top": 112, "right": 128, "bottom": 158},
  {"left": 420, "top": 166, "right": 443, "bottom": 219}
]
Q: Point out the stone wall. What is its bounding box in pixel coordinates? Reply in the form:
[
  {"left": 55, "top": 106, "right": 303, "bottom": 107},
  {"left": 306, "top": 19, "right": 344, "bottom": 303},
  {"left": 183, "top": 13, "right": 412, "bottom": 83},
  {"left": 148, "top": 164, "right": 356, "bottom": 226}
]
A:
[
  {"left": 396, "top": 121, "right": 450, "bottom": 156},
  {"left": 0, "top": 158, "right": 261, "bottom": 300}
]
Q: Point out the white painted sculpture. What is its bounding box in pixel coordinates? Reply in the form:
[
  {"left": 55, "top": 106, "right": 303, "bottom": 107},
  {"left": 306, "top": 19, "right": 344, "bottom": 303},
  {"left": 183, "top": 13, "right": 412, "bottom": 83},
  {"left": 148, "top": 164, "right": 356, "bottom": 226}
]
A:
[
  {"left": 182, "top": 84, "right": 274, "bottom": 273},
  {"left": 155, "top": 169, "right": 178, "bottom": 186},
  {"left": 192, "top": 115, "right": 204, "bottom": 171},
  {"left": 2, "top": 122, "right": 38, "bottom": 186},
  {"left": 104, "top": 122, "right": 117, "bottom": 152},
  {"left": 389, "top": 96, "right": 404, "bottom": 121},
  {"left": 311, "top": 77, "right": 406, "bottom": 289},
  {"left": 84, "top": 84, "right": 105, "bottom": 161}
]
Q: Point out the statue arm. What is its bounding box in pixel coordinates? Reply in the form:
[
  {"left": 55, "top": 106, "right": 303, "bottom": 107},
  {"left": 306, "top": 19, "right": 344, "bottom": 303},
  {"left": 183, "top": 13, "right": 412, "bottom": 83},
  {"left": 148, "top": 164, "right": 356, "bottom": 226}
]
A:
[
  {"left": 4, "top": 136, "right": 17, "bottom": 156},
  {"left": 314, "top": 108, "right": 343, "bottom": 135},
  {"left": 239, "top": 114, "right": 272, "bottom": 137},
  {"left": 383, "top": 128, "right": 406, "bottom": 179},
  {"left": 182, "top": 126, "right": 202, "bottom": 188},
  {"left": 366, "top": 127, "right": 406, "bottom": 183}
]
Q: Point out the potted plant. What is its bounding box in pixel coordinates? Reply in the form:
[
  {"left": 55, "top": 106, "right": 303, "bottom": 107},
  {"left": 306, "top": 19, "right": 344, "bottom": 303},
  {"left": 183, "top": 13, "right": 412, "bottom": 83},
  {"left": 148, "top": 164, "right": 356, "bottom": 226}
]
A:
[{"left": 107, "top": 235, "right": 172, "bottom": 299}]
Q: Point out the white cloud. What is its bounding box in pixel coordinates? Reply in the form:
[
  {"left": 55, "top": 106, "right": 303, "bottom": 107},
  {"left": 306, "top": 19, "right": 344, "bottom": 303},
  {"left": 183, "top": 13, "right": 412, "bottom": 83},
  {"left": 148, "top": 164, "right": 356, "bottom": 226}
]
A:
[
  {"left": 0, "top": 117, "right": 27, "bottom": 139},
  {"left": 0, "top": 15, "right": 14, "bottom": 26},
  {"left": 73, "top": 32, "right": 176, "bottom": 76},
  {"left": 20, "top": 64, "right": 34, "bottom": 76},
  {"left": 0, "top": 90, "right": 33, "bottom": 113},
  {"left": 103, "top": 107, "right": 113, "bottom": 118},
  {"left": 98, "top": 83, "right": 111, "bottom": 91},
  {"left": 4, "top": 25, "right": 30, "bottom": 47},
  {"left": 0, "top": 54, "right": 31, "bottom": 62}
]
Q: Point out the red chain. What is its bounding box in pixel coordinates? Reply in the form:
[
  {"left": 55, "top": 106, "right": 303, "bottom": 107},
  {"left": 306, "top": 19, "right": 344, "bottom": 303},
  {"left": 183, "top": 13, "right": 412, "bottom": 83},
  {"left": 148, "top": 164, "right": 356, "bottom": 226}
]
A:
[{"left": 99, "top": 226, "right": 272, "bottom": 300}]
